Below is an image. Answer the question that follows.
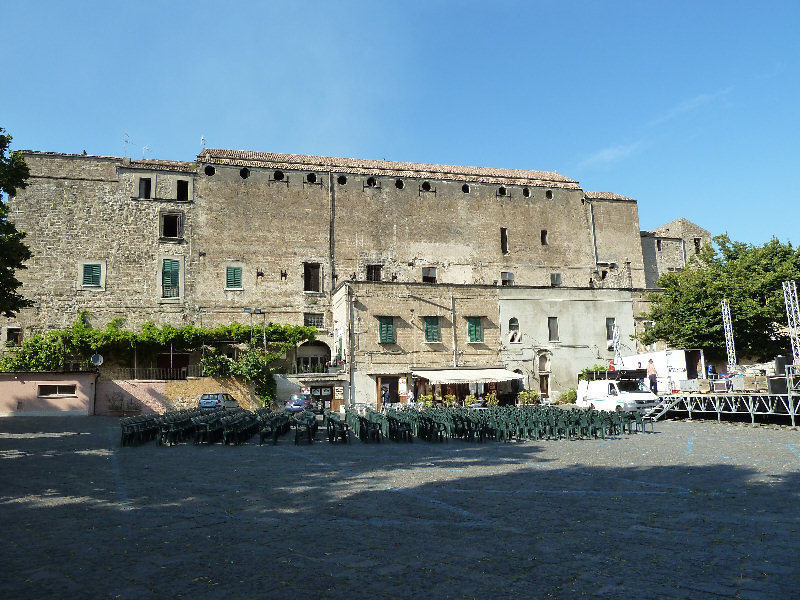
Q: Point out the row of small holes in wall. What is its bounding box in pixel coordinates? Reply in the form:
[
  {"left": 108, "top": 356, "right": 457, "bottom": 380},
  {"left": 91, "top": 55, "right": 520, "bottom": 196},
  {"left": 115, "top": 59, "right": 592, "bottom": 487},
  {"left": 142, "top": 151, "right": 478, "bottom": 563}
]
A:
[{"left": 203, "top": 166, "right": 554, "bottom": 198}]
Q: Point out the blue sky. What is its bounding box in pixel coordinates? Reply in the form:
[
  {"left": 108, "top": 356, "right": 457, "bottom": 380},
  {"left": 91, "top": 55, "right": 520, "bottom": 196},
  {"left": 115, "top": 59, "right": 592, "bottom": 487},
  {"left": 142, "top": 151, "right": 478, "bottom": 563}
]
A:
[{"left": 3, "top": 0, "right": 798, "bottom": 246}]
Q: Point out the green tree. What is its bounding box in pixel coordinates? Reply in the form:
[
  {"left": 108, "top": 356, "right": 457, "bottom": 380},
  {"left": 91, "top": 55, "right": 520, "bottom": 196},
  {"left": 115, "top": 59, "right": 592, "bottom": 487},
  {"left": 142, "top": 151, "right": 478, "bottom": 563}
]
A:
[
  {"left": 639, "top": 234, "right": 800, "bottom": 360},
  {"left": 0, "top": 128, "right": 32, "bottom": 317}
]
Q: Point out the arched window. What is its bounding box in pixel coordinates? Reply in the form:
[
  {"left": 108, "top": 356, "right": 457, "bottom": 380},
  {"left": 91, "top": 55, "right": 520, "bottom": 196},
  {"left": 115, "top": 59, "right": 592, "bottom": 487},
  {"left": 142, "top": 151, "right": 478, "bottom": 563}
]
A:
[{"left": 508, "top": 318, "right": 520, "bottom": 343}]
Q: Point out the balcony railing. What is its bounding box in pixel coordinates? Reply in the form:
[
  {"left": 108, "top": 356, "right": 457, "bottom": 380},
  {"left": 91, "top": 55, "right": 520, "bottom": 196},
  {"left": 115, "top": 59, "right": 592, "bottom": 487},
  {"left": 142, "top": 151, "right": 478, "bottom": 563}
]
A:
[{"left": 102, "top": 365, "right": 205, "bottom": 381}]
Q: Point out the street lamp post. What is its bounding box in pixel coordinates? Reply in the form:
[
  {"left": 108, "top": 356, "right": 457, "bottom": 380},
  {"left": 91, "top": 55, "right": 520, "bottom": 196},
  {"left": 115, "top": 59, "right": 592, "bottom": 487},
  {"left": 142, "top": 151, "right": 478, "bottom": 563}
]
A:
[
  {"left": 243, "top": 307, "right": 253, "bottom": 345},
  {"left": 253, "top": 308, "right": 264, "bottom": 352}
]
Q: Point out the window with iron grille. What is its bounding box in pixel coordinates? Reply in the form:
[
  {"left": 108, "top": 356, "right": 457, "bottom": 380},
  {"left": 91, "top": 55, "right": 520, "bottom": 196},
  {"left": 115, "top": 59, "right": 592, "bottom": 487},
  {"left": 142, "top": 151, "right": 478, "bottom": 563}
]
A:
[
  {"left": 424, "top": 316, "right": 440, "bottom": 343},
  {"left": 162, "top": 259, "right": 180, "bottom": 298},
  {"left": 501, "top": 272, "right": 514, "bottom": 286},
  {"left": 378, "top": 316, "right": 395, "bottom": 344},
  {"left": 366, "top": 264, "right": 382, "bottom": 281},
  {"left": 467, "top": 317, "right": 483, "bottom": 343},
  {"left": 304, "top": 313, "right": 324, "bottom": 328},
  {"left": 225, "top": 266, "right": 242, "bottom": 290}
]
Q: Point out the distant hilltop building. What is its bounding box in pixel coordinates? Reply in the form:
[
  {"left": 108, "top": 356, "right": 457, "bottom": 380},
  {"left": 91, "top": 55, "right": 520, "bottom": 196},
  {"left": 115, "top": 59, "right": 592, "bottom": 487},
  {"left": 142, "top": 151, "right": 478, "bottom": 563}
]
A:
[{"left": 4, "top": 148, "right": 710, "bottom": 408}]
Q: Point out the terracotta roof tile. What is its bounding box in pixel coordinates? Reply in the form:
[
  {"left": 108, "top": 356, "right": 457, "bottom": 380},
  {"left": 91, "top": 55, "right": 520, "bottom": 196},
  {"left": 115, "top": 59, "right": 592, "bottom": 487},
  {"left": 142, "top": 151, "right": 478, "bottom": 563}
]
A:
[{"left": 584, "top": 191, "right": 636, "bottom": 202}]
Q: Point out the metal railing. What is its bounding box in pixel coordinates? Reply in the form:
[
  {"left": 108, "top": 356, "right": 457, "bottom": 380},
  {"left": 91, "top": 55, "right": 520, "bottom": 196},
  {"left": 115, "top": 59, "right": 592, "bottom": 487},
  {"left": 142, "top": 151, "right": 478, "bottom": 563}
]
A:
[{"left": 102, "top": 365, "right": 204, "bottom": 381}]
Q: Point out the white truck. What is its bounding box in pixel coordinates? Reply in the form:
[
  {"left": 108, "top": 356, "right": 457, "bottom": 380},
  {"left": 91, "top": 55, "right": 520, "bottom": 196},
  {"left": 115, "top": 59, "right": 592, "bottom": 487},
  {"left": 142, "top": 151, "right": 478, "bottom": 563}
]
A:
[
  {"left": 576, "top": 370, "right": 659, "bottom": 412},
  {"left": 618, "top": 349, "right": 704, "bottom": 395}
]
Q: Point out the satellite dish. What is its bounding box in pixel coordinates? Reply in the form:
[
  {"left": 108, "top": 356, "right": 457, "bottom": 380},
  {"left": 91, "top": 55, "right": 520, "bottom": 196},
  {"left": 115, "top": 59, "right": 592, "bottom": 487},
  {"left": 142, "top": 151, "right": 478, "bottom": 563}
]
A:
[{"left": 91, "top": 354, "right": 104, "bottom": 366}]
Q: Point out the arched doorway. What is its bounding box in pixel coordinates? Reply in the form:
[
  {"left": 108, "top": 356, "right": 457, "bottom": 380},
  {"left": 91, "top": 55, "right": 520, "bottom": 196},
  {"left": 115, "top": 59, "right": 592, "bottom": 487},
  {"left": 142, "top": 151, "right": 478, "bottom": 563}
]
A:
[{"left": 296, "top": 341, "right": 331, "bottom": 374}]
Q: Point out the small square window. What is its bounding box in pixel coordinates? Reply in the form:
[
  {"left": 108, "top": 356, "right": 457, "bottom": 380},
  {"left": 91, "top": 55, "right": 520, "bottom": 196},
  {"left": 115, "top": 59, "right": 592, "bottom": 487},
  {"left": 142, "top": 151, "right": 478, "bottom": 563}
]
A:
[
  {"left": 424, "top": 316, "right": 440, "bottom": 343},
  {"left": 366, "top": 264, "right": 382, "bottom": 281},
  {"left": 82, "top": 263, "right": 101, "bottom": 287},
  {"left": 160, "top": 212, "right": 183, "bottom": 240},
  {"left": 304, "top": 313, "right": 325, "bottom": 328},
  {"left": 378, "top": 316, "right": 395, "bottom": 344},
  {"left": 548, "top": 317, "right": 559, "bottom": 342},
  {"left": 550, "top": 273, "right": 562, "bottom": 287},
  {"left": 177, "top": 179, "right": 189, "bottom": 201},
  {"left": 501, "top": 272, "right": 514, "bottom": 286},
  {"left": 5, "top": 327, "right": 22, "bottom": 345},
  {"left": 422, "top": 267, "right": 437, "bottom": 283},
  {"left": 225, "top": 266, "right": 242, "bottom": 290},
  {"left": 467, "top": 317, "right": 483, "bottom": 343},
  {"left": 139, "top": 177, "right": 152, "bottom": 199}
]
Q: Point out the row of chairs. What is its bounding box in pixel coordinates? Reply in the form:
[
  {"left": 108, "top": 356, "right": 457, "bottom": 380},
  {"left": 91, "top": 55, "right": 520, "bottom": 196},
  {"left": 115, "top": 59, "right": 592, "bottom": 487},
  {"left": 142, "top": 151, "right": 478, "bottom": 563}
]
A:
[{"left": 323, "top": 411, "right": 350, "bottom": 443}]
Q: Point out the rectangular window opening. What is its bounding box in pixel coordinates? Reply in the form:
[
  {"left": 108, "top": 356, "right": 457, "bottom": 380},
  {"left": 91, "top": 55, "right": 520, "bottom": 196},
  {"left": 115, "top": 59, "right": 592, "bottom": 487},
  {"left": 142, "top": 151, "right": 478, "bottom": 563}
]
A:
[
  {"left": 38, "top": 384, "right": 77, "bottom": 397},
  {"left": 540, "top": 230, "right": 548, "bottom": 245},
  {"left": 5, "top": 328, "right": 22, "bottom": 345},
  {"left": 378, "top": 316, "right": 395, "bottom": 344},
  {"left": 550, "top": 272, "right": 562, "bottom": 287},
  {"left": 225, "top": 266, "right": 243, "bottom": 290},
  {"left": 177, "top": 179, "right": 189, "bottom": 201},
  {"left": 82, "top": 263, "right": 101, "bottom": 287},
  {"left": 422, "top": 266, "right": 437, "bottom": 284},
  {"left": 656, "top": 239, "right": 662, "bottom": 252},
  {"left": 548, "top": 316, "right": 559, "bottom": 342},
  {"left": 162, "top": 258, "right": 180, "bottom": 298},
  {"left": 694, "top": 237, "right": 701, "bottom": 254},
  {"left": 304, "top": 262, "right": 321, "bottom": 292},
  {"left": 304, "top": 313, "right": 325, "bottom": 328},
  {"left": 606, "top": 317, "right": 616, "bottom": 341},
  {"left": 138, "top": 177, "right": 152, "bottom": 199},
  {"left": 500, "top": 227, "right": 509, "bottom": 255},
  {"left": 366, "top": 264, "right": 382, "bottom": 282},
  {"left": 501, "top": 272, "right": 514, "bottom": 286},
  {"left": 160, "top": 212, "right": 183, "bottom": 239},
  {"left": 424, "top": 316, "right": 440, "bottom": 343},
  {"left": 467, "top": 317, "right": 483, "bottom": 343}
]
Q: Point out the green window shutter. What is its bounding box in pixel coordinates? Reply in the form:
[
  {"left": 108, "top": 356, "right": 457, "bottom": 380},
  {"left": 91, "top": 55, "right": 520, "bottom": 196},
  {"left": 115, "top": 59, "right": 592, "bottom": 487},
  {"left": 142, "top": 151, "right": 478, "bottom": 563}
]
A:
[
  {"left": 424, "top": 316, "right": 440, "bottom": 342},
  {"left": 82, "top": 264, "right": 101, "bottom": 286},
  {"left": 468, "top": 317, "right": 483, "bottom": 342},
  {"left": 226, "top": 266, "right": 242, "bottom": 289},
  {"left": 378, "top": 316, "right": 395, "bottom": 344},
  {"left": 162, "top": 259, "right": 180, "bottom": 297}
]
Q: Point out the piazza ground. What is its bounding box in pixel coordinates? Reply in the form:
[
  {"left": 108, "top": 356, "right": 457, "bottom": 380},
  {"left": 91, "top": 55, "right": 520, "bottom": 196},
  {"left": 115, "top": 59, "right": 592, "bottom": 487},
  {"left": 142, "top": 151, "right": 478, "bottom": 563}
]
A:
[{"left": 0, "top": 416, "right": 798, "bottom": 599}]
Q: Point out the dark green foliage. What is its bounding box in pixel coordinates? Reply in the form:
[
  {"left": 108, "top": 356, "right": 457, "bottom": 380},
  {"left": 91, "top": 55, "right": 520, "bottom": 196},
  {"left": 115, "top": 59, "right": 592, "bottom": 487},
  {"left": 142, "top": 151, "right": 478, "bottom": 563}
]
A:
[
  {"left": 639, "top": 234, "right": 800, "bottom": 360},
  {"left": 0, "top": 128, "right": 32, "bottom": 317}
]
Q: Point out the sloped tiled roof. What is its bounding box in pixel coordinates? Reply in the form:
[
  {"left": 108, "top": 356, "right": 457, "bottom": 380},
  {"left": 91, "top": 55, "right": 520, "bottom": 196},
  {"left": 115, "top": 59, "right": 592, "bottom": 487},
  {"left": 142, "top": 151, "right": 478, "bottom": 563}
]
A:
[
  {"left": 197, "top": 148, "right": 581, "bottom": 188},
  {"left": 584, "top": 191, "right": 636, "bottom": 202},
  {"left": 128, "top": 158, "right": 196, "bottom": 172}
]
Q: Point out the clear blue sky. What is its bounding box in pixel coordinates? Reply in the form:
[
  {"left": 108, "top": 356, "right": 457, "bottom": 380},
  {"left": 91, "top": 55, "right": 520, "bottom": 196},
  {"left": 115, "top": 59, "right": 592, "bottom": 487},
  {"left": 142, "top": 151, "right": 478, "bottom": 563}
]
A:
[{"left": 3, "top": 0, "right": 798, "bottom": 246}]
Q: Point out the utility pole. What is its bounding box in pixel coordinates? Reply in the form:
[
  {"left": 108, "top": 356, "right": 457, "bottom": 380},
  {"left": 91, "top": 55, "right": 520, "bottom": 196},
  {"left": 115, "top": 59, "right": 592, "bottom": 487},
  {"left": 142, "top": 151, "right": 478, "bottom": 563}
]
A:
[{"left": 721, "top": 299, "right": 736, "bottom": 373}]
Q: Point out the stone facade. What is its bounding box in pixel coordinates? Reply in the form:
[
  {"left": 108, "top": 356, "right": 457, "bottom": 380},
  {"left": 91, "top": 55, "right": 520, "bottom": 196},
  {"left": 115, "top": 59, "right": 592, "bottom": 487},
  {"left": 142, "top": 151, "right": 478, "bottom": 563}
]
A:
[{"left": 5, "top": 148, "right": 708, "bottom": 405}]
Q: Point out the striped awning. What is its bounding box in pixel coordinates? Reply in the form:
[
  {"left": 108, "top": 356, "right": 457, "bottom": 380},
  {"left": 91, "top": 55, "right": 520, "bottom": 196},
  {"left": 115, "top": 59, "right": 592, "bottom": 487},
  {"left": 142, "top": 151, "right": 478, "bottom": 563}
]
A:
[{"left": 410, "top": 368, "right": 524, "bottom": 385}]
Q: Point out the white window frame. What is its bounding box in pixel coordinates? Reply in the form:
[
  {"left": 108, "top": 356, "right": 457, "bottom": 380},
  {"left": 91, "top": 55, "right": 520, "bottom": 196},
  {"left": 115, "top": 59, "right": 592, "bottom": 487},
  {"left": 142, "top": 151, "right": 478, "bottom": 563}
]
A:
[{"left": 78, "top": 260, "right": 107, "bottom": 291}]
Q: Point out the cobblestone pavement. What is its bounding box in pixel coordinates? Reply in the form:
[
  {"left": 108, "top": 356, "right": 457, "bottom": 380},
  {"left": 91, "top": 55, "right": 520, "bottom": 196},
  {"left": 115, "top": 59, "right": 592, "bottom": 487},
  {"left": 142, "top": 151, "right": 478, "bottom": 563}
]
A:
[{"left": 0, "top": 416, "right": 798, "bottom": 600}]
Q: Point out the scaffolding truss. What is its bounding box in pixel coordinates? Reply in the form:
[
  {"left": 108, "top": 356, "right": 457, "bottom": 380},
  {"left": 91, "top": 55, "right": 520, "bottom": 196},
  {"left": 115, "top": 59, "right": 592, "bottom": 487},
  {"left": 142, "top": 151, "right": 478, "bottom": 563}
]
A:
[
  {"left": 721, "top": 298, "right": 736, "bottom": 372},
  {"left": 783, "top": 280, "right": 800, "bottom": 365}
]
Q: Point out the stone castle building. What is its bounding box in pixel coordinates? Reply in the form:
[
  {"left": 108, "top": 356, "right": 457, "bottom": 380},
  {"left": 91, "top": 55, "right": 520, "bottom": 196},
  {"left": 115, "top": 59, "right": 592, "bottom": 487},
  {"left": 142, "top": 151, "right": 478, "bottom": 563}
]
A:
[{"left": 4, "top": 148, "right": 710, "bottom": 408}]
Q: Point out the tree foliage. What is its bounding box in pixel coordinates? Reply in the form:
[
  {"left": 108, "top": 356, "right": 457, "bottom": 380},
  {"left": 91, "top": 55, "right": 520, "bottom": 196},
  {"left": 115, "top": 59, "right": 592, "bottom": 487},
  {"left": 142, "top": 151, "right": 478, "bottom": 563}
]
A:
[
  {"left": 639, "top": 234, "right": 800, "bottom": 361},
  {"left": 0, "top": 127, "right": 32, "bottom": 317}
]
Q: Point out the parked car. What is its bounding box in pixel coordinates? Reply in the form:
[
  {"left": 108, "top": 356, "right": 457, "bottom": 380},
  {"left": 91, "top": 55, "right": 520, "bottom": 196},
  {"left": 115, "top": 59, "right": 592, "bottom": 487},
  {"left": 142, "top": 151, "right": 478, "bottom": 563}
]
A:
[
  {"left": 285, "top": 393, "right": 314, "bottom": 413},
  {"left": 198, "top": 392, "right": 239, "bottom": 410}
]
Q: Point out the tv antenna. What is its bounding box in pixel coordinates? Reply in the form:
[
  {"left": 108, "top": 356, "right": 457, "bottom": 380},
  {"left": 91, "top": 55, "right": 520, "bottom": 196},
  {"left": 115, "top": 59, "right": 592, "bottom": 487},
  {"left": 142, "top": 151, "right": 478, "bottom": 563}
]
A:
[
  {"left": 123, "top": 133, "right": 130, "bottom": 158},
  {"left": 201, "top": 136, "right": 206, "bottom": 149},
  {"left": 142, "top": 145, "right": 150, "bottom": 159}
]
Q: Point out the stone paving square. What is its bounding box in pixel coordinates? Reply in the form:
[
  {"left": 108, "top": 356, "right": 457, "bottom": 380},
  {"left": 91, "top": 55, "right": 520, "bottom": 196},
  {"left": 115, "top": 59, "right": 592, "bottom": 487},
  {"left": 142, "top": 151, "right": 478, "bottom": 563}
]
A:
[{"left": 0, "top": 416, "right": 798, "bottom": 599}]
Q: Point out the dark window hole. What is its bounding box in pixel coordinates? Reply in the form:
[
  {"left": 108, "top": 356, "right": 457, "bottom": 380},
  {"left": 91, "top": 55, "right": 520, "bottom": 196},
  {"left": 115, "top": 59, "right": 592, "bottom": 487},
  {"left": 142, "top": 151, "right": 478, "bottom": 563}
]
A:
[
  {"left": 421, "top": 181, "right": 431, "bottom": 192},
  {"left": 498, "top": 186, "right": 507, "bottom": 196},
  {"left": 523, "top": 187, "right": 530, "bottom": 198},
  {"left": 546, "top": 189, "right": 553, "bottom": 199},
  {"left": 395, "top": 179, "right": 404, "bottom": 189},
  {"left": 337, "top": 175, "right": 347, "bottom": 185},
  {"left": 367, "top": 177, "right": 377, "bottom": 187},
  {"left": 273, "top": 170, "right": 284, "bottom": 181},
  {"left": 462, "top": 183, "right": 470, "bottom": 193},
  {"left": 204, "top": 165, "right": 215, "bottom": 176},
  {"left": 239, "top": 168, "right": 250, "bottom": 179},
  {"left": 306, "top": 173, "right": 317, "bottom": 184}
]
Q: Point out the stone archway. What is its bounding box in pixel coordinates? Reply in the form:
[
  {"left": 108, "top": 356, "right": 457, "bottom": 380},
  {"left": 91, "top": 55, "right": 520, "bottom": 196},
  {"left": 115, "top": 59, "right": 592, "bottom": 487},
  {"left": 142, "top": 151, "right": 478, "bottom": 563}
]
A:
[{"left": 295, "top": 340, "right": 332, "bottom": 374}]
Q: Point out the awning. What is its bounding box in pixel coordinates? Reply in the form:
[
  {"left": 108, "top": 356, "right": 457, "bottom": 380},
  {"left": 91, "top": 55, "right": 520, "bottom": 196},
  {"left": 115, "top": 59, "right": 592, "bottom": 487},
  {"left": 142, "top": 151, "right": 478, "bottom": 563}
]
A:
[{"left": 410, "top": 368, "right": 524, "bottom": 385}]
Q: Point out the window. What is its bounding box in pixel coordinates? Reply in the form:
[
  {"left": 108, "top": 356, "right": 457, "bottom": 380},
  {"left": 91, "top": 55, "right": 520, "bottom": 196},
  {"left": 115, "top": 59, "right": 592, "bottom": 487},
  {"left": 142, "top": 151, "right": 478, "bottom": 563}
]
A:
[
  {"left": 378, "top": 316, "right": 395, "bottom": 344},
  {"left": 694, "top": 237, "right": 702, "bottom": 254},
  {"left": 467, "top": 317, "right": 483, "bottom": 343},
  {"left": 225, "top": 266, "right": 243, "bottom": 290},
  {"left": 366, "top": 264, "right": 382, "bottom": 282},
  {"left": 501, "top": 227, "right": 509, "bottom": 255},
  {"left": 160, "top": 212, "right": 183, "bottom": 240},
  {"left": 424, "top": 316, "right": 440, "bottom": 343},
  {"left": 422, "top": 267, "right": 437, "bottom": 283},
  {"left": 38, "top": 385, "right": 77, "bottom": 397},
  {"left": 656, "top": 239, "right": 662, "bottom": 252},
  {"left": 550, "top": 273, "right": 562, "bottom": 287},
  {"left": 304, "top": 313, "right": 324, "bottom": 328},
  {"left": 162, "top": 258, "right": 180, "bottom": 298},
  {"left": 304, "top": 262, "right": 321, "bottom": 292},
  {"left": 82, "top": 263, "right": 101, "bottom": 287},
  {"left": 541, "top": 230, "right": 548, "bottom": 245},
  {"left": 501, "top": 272, "right": 514, "bottom": 286},
  {"left": 548, "top": 317, "right": 559, "bottom": 342},
  {"left": 606, "top": 317, "right": 616, "bottom": 341},
  {"left": 176, "top": 179, "right": 189, "bottom": 201},
  {"left": 509, "top": 318, "right": 520, "bottom": 343},
  {"left": 5, "top": 327, "right": 22, "bottom": 345},
  {"left": 138, "top": 177, "right": 152, "bottom": 199}
]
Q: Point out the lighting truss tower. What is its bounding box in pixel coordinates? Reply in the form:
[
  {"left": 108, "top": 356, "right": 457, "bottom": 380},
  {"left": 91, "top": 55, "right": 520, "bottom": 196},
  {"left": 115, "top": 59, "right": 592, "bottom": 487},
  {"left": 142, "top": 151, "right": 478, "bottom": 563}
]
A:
[
  {"left": 784, "top": 280, "right": 800, "bottom": 365},
  {"left": 721, "top": 299, "right": 736, "bottom": 373}
]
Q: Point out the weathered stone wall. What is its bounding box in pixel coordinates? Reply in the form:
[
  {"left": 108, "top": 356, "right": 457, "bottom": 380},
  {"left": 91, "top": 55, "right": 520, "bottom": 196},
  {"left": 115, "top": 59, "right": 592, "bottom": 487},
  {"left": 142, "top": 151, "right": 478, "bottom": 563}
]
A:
[{"left": 590, "top": 197, "right": 647, "bottom": 289}]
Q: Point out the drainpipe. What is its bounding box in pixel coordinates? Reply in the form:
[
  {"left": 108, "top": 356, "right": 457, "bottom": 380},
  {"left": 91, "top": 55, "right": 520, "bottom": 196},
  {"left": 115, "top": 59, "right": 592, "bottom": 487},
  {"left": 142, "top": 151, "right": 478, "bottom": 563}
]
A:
[
  {"left": 329, "top": 170, "right": 336, "bottom": 292},
  {"left": 588, "top": 199, "right": 599, "bottom": 268},
  {"left": 347, "top": 282, "right": 356, "bottom": 407},
  {"left": 451, "top": 294, "right": 458, "bottom": 367}
]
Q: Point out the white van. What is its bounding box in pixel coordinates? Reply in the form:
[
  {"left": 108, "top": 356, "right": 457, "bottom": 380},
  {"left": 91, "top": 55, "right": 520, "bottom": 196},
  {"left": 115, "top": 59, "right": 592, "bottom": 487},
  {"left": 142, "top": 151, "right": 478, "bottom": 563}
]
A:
[{"left": 576, "top": 377, "right": 659, "bottom": 412}]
